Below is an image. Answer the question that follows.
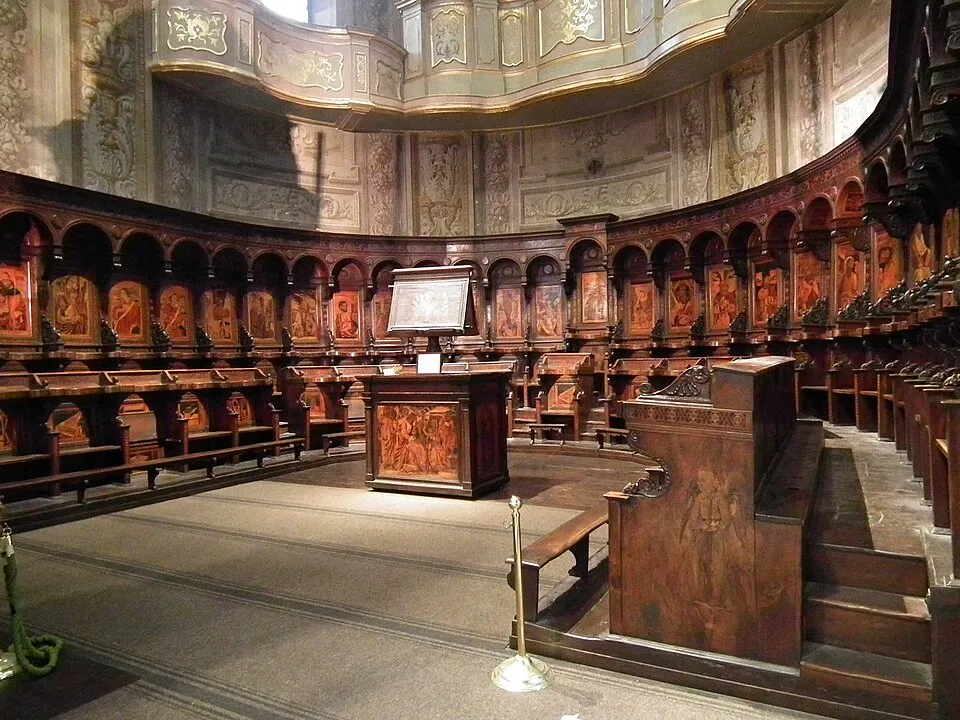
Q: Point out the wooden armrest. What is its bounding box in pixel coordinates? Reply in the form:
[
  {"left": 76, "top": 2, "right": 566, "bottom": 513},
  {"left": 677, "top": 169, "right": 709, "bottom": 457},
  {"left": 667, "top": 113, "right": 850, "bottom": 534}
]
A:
[{"left": 521, "top": 504, "right": 608, "bottom": 569}]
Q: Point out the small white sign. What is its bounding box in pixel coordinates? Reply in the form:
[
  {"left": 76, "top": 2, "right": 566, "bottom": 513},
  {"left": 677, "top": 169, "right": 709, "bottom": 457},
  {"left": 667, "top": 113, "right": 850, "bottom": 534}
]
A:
[{"left": 417, "top": 352, "right": 442, "bottom": 374}]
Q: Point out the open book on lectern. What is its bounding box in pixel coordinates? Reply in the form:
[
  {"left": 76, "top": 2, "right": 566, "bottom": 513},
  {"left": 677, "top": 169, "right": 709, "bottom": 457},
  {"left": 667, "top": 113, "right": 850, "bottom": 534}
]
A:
[{"left": 386, "top": 265, "right": 477, "bottom": 337}]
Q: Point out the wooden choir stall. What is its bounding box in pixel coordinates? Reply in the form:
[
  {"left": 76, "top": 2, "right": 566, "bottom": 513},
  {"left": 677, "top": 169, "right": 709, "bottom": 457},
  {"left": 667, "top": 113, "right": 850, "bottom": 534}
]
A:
[{"left": 361, "top": 265, "right": 510, "bottom": 499}]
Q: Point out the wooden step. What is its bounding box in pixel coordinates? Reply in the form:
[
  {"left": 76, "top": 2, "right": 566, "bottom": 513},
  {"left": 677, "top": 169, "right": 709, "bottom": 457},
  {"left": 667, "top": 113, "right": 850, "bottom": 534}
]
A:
[
  {"left": 804, "top": 583, "right": 931, "bottom": 663},
  {"left": 807, "top": 543, "right": 929, "bottom": 597},
  {"left": 801, "top": 643, "right": 933, "bottom": 719}
]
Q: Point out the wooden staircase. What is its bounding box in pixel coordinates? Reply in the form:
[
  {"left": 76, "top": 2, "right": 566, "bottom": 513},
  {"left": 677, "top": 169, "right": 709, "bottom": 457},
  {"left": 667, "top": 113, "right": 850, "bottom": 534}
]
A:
[{"left": 799, "top": 444, "right": 936, "bottom": 720}]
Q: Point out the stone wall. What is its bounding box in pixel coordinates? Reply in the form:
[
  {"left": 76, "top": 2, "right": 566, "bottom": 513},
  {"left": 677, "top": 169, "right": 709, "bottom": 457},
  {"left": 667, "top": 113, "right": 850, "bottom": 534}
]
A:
[{"left": 0, "top": 0, "right": 890, "bottom": 234}]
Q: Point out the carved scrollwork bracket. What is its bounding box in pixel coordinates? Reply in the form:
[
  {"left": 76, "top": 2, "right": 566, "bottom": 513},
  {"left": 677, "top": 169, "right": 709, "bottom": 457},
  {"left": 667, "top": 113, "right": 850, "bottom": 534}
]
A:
[{"left": 622, "top": 429, "right": 672, "bottom": 498}]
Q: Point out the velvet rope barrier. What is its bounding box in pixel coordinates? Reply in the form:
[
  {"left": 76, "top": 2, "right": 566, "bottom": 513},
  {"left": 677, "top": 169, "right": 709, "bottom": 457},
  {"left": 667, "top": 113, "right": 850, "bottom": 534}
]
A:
[{"left": 2, "top": 522, "right": 64, "bottom": 678}]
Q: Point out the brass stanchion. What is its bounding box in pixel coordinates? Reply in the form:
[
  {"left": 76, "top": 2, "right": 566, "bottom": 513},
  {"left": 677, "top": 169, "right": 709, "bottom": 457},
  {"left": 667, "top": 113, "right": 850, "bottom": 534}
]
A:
[
  {"left": 491, "top": 496, "right": 552, "bottom": 692},
  {"left": 0, "top": 526, "right": 21, "bottom": 680}
]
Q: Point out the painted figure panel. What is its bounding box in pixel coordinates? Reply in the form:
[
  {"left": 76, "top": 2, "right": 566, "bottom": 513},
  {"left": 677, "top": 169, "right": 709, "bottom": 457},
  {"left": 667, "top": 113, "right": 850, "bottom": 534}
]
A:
[
  {"left": 247, "top": 290, "right": 278, "bottom": 341},
  {"left": 177, "top": 393, "right": 209, "bottom": 432},
  {"left": 875, "top": 232, "right": 903, "bottom": 298},
  {"left": 0, "top": 408, "right": 16, "bottom": 454},
  {"left": 534, "top": 285, "right": 563, "bottom": 338},
  {"left": 910, "top": 225, "right": 934, "bottom": 283},
  {"left": 301, "top": 387, "right": 331, "bottom": 421},
  {"left": 332, "top": 290, "right": 360, "bottom": 340},
  {"left": 203, "top": 289, "right": 237, "bottom": 344},
  {"left": 290, "top": 290, "right": 320, "bottom": 341},
  {"left": 628, "top": 281, "right": 655, "bottom": 334},
  {"left": 494, "top": 287, "right": 523, "bottom": 339},
  {"left": 669, "top": 276, "right": 697, "bottom": 329},
  {"left": 373, "top": 291, "right": 392, "bottom": 339},
  {"left": 227, "top": 392, "right": 254, "bottom": 427},
  {"left": 52, "top": 275, "right": 96, "bottom": 340},
  {"left": 835, "top": 243, "right": 864, "bottom": 310},
  {"left": 580, "top": 270, "right": 608, "bottom": 324},
  {"left": 377, "top": 404, "right": 459, "bottom": 480},
  {"left": 109, "top": 281, "right": 148, "bottom": 342},
  {"left": 754, "top": 266, "right": 782, "bottom": 326},
  {"left": 0, "top": 263, "right": 31, "bottom": 338},
  {"left": 794, "top": 252, "right": 823, "bottom": 319},
  {"left": 159, "top": 285, "right": 192, "bottom": 343},
  {"left": 708, "top": 265, "right": 738, "bottom": 331},
  {"left": 943, "top": 208, "right": 960, "bottom": 258},
  {"left": 48, "top": 402, "right": 89, "bottom": 446}
]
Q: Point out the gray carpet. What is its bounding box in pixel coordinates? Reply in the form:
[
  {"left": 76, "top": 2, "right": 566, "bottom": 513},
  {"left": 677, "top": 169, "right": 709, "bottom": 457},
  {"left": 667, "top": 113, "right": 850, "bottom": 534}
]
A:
[{"left": 1, "top": 478, "right": 828, "bottom": 720}]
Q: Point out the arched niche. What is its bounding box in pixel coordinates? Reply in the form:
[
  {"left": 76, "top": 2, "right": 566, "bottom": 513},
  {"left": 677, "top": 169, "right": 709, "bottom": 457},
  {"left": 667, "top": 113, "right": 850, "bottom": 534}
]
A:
[
  {"left": 226, "top": 391, "right": 254, "bottom": 427},
  {"left": 0, "top": 212, "right": 47, "bottom": 344},
  {"left": 738, "top": 223, "right": 781, "bottom": 329},
  {"left": 202, "top": 248, "right": 246, "bottom": 347},
  {"left": 159, "top": 240, "right": 204, "bottom": 347},
  {"left": 652, "top": 238, "right": 693, "bottom": 334},
  {"left": 301, "top": 384, "right": 332, "bottom": 420},
  {"left": 489, "top": 258, "right": 523, "bottom": 341},
  {"left": 613, "top": 246, "right": 653, "bottom": 337},
  {"left": 53, "top": 223, "right": 111, "bottom": 344},
  {"left": 693, "top": 231, "right": 737, "bottom": 334},
  {"left": 837, "top": 180, "right": 864, "bottom": 219},
  {"left": 331, "top": 260, "right": 364, "bottom": 343},
  {"left": 888, "top": 138, "right": 908, "bottom": 186},
  {"left": 570, "top": 240, "right": 607, "bottom": 327},
  {"left": 110, "top": 233, "right": 161, "bottom": 347},
  {"left": 864, "top": 161, "right": 890, "bottom": 206},
  {"left": 528, "top": 256, "right": 564, "bottom": 340},
  {"left": 371, "top": 260, "right": 402, "bottom": 341},
  {"left": 414, "top": 259, "right": 442, "bottom": 267},
  {"left": 177, "top": 392, "right": 209, "bottom": 433},
  {"left": 48, "top": 401, "right": 89, "bottom": 447},
  {"left": 247, "top": 252, "right": 286, "bottom": 345},
  {"left": 289, "top": 255, "right": 327, "bottom": 344},
  {"left": 454, "top": 260, "right": 484, "bottom": 338}
]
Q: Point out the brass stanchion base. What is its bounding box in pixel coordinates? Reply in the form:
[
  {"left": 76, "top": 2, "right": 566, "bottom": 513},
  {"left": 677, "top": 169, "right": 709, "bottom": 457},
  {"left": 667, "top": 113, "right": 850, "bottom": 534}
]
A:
[
  {"left": 491, "top": 653, "right": 552, "bottom": 692},
  {"left": 0, "top": 650, "right": 21, "bottom": 680}
]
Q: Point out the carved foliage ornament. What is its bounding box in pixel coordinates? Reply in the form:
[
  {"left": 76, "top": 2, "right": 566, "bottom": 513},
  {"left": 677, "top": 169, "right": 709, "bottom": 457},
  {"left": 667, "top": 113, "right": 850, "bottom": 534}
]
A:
[
  {"left": 258, "top": 33, "right": 344, "bottom": 91},
  {"left": 622, "top": 430, "right": 672, "bottom": 498},
  {"left": 167, "top": 7, "right": 227, "bottom": 56},
  {"left": 0, "top": 0, "right": 28, "bottom": 172},
  {"left": 539, "top": 0, "right": 604, "bottom": 57},
  {"left": 640, "top": 365, "right": 711, "bottom": 401},
  {"left": 431, "top": 8, "right": 467, "bottom": 67}
]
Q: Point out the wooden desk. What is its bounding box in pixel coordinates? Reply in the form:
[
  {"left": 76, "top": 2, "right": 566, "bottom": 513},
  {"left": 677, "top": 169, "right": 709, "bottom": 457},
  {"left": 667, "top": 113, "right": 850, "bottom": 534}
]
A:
[{"left": 361, "top": 371, "right": 509, "bottom": 499}]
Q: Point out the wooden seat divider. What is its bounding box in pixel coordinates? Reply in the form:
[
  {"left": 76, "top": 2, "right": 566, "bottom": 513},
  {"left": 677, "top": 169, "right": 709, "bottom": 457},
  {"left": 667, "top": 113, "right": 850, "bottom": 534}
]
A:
[
  {"left": 528, "top": 423, "right": 565, "bottom": 445},
  {"left": 0, "top": 438, "right": 305, "bottom": 506},
  {"left": 506, "top": 503, "right": 609, "bottom": 622},
  {"left": 596, "top": 426, "right": 630, "bottom": 449},
  {"left": 319, "top": 430, "right": 365, "bottom": 454}
]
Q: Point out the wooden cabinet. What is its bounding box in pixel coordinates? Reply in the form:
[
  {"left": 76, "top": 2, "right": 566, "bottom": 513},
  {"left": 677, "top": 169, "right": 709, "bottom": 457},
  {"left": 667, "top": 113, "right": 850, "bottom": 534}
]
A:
[{"left": 362, "top": 371, "right": 510, "bottom": 499}]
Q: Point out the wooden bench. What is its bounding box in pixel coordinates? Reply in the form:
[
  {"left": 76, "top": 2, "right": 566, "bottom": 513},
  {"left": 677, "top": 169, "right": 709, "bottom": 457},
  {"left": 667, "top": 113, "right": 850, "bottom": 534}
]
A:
[
  {"left": 595, "top": 427, "right": 629, "bottom": 450},
  {"left": 320, "top": 430, "right": 365, "bottom": 454},
  {"left": 528, "top": 423, "right": 565, "bottom": 445},
  {"left": 0, "top": 438, "right": 305, "bottom": 505},
  {"left": 506, "top": 503, "right": 608, "bottom": 622}
]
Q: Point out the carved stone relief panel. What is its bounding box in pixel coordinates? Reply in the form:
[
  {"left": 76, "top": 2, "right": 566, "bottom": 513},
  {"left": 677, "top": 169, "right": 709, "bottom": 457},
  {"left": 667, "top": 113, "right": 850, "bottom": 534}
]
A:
[
  {"left": 258, "top": 33, "right": 344, "bottom": 91},
  {"left": 677, "top": 83, "right": 710, "bottom": 207},
  {"left": 414, "top": 135, "right": 470, "bottom": 236},
  {"left": 78, "top": 0, "right": 144, "bottom": 198},
  {"left": 0, "top": 0, "right": 29, "bottom": 174},
  {"left": 480, "top": 133, "right": 513, "bottom": 234},
  {"left": 374, "top": 58, "right": 403, "bottom": 100},
  {"left": 721, "top": 55, "right": 771, "bottom": 195},
  {"left": 430, "top": 7, "right": 467, "bottom": 67},
  {"left": 786, "top": 27, "right": 823, "bottom": 168},
  {"left": 538, "top": 0, "right": 605, "bottom": 57},
  {"left": 157, "top": 82, "right": 198, "bottom": 212},
  {"left": 500, "top": 10, "right": 524, "bottom": 67},
  {"left": 355, "top": 52, "right": 368, "bottom": 93},
  {"left": 830, "top": 0, "right": 891, "bottom": 86},
  {"left": 366, "top": 133, "right": 399, "bottom": 235}
]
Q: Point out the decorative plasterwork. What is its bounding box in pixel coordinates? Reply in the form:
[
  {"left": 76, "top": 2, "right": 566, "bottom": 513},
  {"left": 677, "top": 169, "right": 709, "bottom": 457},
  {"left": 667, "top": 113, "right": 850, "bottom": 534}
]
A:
[
  {"left": 521, "top": 168, "right": 669, "bottom": 224},
  {"left": 500, "top": 11, "right": 524, "bottom": 67},
  {"left": 375, "top": 60, "right": 402, "bottom": 99},
  {"left": 166, "top": 7, "right": 227, "bottom": 56},
  {"left": 0, "top": 0, "right": 29, "bottom": 172},
  {"left": 356, "top": 53, "right": 368, "bottom": 92},
  {"left": 258, "top": 33, "right": 344, "bottom": 91},
  {"left": 539, "top": 0, "right": 604, "bottom": 57},
  {"left": 431, "top": 8, "right": 467, "bottom": 67}
]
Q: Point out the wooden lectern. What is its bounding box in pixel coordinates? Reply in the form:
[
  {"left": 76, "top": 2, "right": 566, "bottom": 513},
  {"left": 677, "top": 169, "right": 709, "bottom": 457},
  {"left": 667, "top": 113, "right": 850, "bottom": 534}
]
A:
[{"left": 362, "top": 371, "right": 509, "bottom": 498}]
